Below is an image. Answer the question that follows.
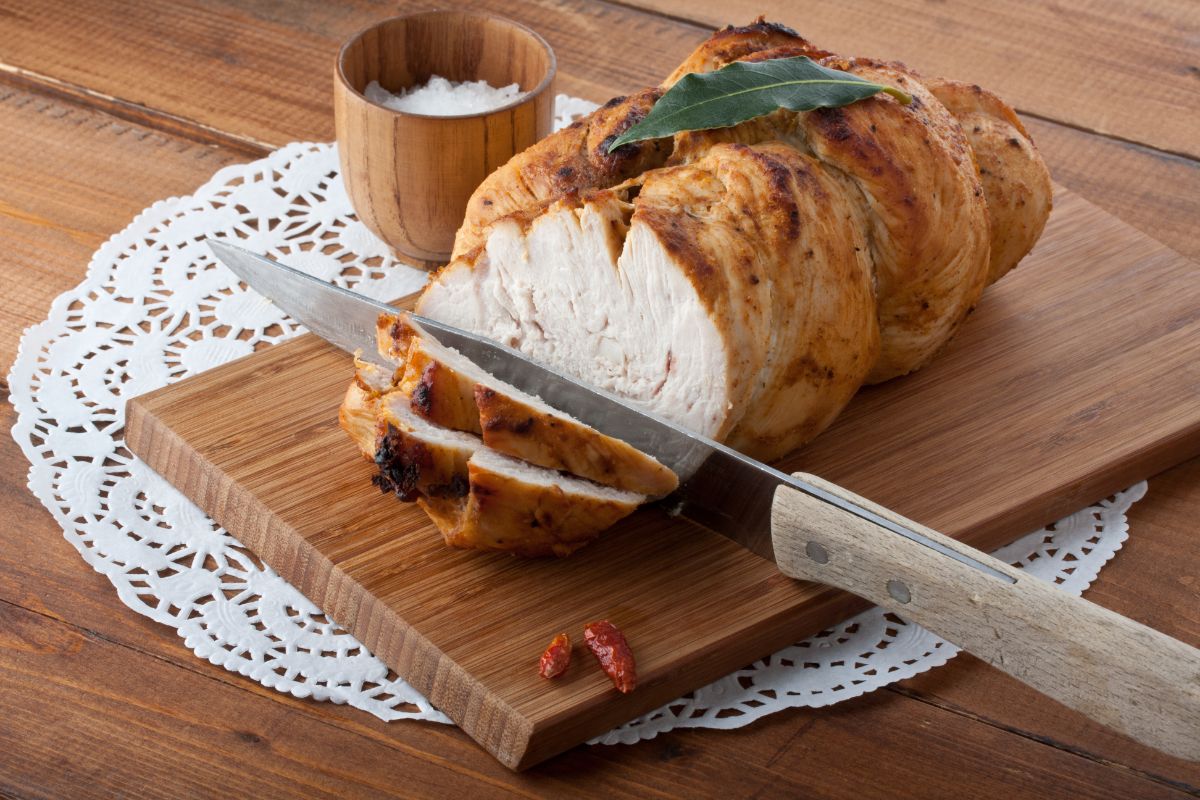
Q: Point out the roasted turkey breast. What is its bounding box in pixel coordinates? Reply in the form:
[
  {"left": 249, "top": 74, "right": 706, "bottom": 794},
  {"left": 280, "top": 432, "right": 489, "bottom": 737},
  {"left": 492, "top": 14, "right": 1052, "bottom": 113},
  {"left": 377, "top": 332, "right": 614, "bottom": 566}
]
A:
[
  {"left": 417, "top": 19, "right": 1052, "bottom": 461},
  {"left": 342, "top": 19, "right": 1053, "bottom": 557}
]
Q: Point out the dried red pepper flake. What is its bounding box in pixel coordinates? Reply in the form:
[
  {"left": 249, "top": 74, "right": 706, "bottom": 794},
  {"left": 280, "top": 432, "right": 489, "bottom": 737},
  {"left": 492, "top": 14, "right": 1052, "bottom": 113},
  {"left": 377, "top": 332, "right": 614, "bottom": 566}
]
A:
[
  {"left": 583, "top": 620, "right": 637, "bottom": 694},
  {"left": 538, "top": 632, "right": 572, "bottom": 679}
]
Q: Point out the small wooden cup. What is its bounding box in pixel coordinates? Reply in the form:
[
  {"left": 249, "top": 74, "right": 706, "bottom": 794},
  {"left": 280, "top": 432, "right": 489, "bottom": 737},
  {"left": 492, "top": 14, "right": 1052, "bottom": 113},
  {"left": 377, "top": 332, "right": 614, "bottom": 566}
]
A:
[{"left": 334, "top": 12, "right": 556, "bottom": 267}]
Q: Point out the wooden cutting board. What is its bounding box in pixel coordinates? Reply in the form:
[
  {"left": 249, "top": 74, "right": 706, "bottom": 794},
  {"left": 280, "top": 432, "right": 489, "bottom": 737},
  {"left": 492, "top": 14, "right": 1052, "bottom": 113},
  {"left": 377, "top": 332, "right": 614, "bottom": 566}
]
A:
[{"left": 124, "top": 186, "right": 1200, "bottom": 770}]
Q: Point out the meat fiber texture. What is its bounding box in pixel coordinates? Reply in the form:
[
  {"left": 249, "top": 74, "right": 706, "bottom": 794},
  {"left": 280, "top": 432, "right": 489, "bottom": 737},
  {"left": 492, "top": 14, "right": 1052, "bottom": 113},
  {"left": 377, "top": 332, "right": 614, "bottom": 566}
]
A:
[{"left": 417, "top": 19, "right": 1053, "bottom": 462}]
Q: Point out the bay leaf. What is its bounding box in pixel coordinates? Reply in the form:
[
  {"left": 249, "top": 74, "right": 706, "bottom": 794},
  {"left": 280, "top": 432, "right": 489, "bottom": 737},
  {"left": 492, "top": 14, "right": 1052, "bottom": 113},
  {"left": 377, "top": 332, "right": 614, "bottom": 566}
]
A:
[{"left": 608, "top": 57, "right": 911, "bottom": 151}]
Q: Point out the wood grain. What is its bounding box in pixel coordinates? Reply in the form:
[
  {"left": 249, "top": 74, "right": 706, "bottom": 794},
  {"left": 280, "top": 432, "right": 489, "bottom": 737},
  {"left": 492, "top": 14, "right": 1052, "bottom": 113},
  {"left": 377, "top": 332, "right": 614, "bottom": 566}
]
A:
[
  {"left": 619, "top": 0, "right": 1200, "bottom": 159},
  {"left": 0, "top": 377, "right": 1190, "bottom": 797},
  {"left": 6, "top": 0, "right": 1197, "bottom": 157},
  {"left": 0, "top": 0, "right": 1196, "bottom": 266},
  {"left": 0, "top": 599, "right": 518, "bottom": 799},
  {"left": 773, "top": 472, "right": 1200, "bottom": 761},
  {"left": 897, "top": 458, "right": 1200, "bottom": 787},
  {"left": 124, "top": 184, "right": 1200, "bottom": 769},
  {"left": 5, "top": 593, "right": 1190, "bottom": 800},
  {"left": 1022, "top": 118, "right": 1200, "bottom": 264},
  {"left": 2, "top": 0, "right": 1199, "bottom": 794},
  {"left": 334, "top": 11, "right": 555, "bottom": 262},
  {"left": 0, "top": 86, "right": 247, "bottom": 372}
]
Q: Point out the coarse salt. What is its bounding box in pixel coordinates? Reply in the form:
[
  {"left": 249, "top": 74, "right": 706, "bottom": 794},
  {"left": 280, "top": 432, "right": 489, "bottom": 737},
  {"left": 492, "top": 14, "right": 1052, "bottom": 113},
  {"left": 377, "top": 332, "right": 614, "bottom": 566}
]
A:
[{"left": 363, "top": 76, "right": 523, "bottom": 115}]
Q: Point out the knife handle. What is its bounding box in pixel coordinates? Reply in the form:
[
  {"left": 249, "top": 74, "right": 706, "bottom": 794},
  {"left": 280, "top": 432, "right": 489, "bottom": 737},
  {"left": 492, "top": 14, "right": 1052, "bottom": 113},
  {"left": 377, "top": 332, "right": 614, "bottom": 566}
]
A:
[{"left": 772, "top": 472, "right": 1200, "bottom": 762}]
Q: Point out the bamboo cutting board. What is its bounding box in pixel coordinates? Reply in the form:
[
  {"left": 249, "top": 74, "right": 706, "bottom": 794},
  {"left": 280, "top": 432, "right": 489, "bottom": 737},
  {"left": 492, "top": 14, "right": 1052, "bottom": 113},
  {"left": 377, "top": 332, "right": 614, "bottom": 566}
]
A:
[{"left": 125, "top": 186, "right": 1200, "bottom": 769}]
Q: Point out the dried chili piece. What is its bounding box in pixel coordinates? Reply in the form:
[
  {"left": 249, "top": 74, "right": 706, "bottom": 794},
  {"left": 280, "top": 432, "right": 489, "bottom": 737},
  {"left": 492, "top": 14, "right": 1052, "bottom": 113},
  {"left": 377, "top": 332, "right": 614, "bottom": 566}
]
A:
[
  {"left": 583, "top": 620, "right": 636, "bottom": 693},
  {"left": 538, "top": 632, "right": 572, "bottom": 679}
]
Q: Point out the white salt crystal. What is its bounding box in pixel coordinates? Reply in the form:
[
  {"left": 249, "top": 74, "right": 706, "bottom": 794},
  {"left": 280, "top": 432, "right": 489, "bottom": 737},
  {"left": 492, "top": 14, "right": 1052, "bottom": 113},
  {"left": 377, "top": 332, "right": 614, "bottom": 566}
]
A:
[{"left": 363, "top": 76, "right": 523, "bottom": 115}]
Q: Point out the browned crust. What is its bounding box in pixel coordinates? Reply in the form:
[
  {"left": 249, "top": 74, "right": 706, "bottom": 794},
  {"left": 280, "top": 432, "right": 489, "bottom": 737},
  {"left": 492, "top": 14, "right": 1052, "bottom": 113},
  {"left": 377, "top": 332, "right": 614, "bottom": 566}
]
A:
[
  {"left": 924, "top": 78, "right": 1053, "bottom": 284},
  {"left": 474, "top": 386, "right": 679, "bottom": 496},
  {"left": 356, "top": 374, "right": 646, "bottom": 556},
  {"left": 371, "top": 422, "right": 470, "bottom": 502},
  {"left": 376, "top": 314, "right": 483, "bottom": 433},
  {"left": 367, "top": 420, "right": 643, "bottom": 558},
  {"left": 338, "top": 378, "right": 380, "bottom": 460},
  {"left": 421, "top": 461, "right": 642, "bottom": 558},
  {"left": 802, "top": 60, "right": 990, "bottom": 382},
  {"left": 662, "top": 17, "right": 830, "bottom": 86},
  {"left": 403, "top": 355, "right": 482, "bottom": 434},
  {"left": 660, "top": 43, "right": 1032, "bottom": 386},
  {"left": 448, "top": 88, "right": 673, "bottom": 261},
  {"left": 722, "top": 143, "right": 879, "bottom": 459}
]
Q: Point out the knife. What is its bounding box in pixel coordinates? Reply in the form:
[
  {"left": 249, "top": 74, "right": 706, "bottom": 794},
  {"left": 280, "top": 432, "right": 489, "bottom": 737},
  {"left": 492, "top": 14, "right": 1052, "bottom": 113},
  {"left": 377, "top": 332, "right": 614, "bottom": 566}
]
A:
[{"left": 209, "top": 239, "right": 1200, "bottom": 761}]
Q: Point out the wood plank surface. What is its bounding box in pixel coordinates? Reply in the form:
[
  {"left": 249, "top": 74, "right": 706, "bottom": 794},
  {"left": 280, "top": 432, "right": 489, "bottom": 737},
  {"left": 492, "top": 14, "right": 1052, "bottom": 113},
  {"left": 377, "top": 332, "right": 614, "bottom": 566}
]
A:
[
  {"left": 619, "top": 0, "right": 1200, "bottom": 159},
  {"left": 5, "top": 592, "right": 1190, "bottom": 800},
  {"left": 0, "top": 86, "right": 248, "bottom": 371},
  {"left": 895, "top": 459, "right": 1200, "bottom": 788},
  {"left": 2, "top": 0, "right": 1199, "bottom": 794},
  {"left": 0, "top": 0, "right": 1196, "bottom": 277},
  {"left": 124, "top": 183, "right": 1200, "bottom": 769},
  {"left": 1022, "top": 119, "right": 1200, "bottom": 264},
  {"left": 5, "top": 0, "right": 1196, "bottom": 157},
  {"left": 4, "top": 0, "right": 1195, "bottom": 262},
  {"left": 3, "top": 394, "right": 1196, "bottom": 797}
]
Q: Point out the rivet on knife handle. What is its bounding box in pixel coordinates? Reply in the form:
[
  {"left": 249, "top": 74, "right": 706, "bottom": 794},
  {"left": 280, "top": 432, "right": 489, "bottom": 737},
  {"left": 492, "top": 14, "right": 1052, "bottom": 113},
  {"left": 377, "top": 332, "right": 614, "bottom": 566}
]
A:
[{"left": 772, "top": 472, "right": 1200, "bottom": 762}]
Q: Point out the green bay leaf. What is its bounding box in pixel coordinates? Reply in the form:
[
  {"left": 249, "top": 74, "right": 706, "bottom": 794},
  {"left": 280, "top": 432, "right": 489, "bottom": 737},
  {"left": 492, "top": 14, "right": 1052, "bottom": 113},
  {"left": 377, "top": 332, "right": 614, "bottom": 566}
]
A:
[{"left": 608, "top": 56, "right": 911, "bottom": 152}]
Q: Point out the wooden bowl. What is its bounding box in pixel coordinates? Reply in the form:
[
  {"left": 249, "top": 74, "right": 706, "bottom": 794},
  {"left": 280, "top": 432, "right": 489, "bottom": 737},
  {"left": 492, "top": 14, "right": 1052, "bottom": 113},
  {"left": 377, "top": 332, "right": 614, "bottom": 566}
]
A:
[{"left": 334, "top": 12, "right": 556, "bottom": 266}]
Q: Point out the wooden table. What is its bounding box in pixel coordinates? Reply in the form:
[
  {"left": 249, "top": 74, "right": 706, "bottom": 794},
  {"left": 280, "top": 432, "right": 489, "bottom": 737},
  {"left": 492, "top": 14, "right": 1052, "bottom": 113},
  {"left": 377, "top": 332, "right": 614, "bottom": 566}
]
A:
[{"left": 1, "top": 1, "right": 1196, "bottom": 797}]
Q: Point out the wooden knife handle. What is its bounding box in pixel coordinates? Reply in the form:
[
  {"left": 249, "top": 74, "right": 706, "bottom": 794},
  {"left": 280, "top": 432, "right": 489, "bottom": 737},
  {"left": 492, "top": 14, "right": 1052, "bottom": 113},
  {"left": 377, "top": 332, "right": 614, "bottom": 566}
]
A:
[{"left": 772, "top": 472, "right": 1200, "bottom": 761}]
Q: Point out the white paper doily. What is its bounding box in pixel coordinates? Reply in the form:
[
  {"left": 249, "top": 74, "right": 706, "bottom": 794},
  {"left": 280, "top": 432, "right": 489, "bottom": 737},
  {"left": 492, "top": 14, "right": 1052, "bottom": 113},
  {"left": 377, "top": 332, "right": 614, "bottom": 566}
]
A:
[{"left": 7, "top": 94, "right": 1148, "bottom": 741}]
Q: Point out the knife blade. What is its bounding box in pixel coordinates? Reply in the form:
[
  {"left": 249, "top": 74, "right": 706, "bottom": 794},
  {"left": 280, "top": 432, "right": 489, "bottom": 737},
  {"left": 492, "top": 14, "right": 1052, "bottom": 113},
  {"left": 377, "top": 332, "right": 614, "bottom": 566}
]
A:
[{"left": 207, "top": 238, "right": 1012, "bottom": 582}]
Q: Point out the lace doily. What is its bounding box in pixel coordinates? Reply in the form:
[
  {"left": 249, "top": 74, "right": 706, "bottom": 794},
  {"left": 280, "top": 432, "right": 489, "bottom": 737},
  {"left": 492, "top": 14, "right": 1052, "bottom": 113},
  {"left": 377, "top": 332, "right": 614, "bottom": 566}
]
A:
[{"left": 8, "top": 94, "right": 1147, "bottom": 741}]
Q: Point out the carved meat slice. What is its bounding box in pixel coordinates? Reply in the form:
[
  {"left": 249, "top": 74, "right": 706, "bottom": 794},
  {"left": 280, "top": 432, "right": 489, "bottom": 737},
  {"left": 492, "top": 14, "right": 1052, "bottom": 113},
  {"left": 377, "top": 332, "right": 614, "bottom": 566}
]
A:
[
  {"left": 374, "top": 396, "right": 477, "bottom": 502},
  {"left": 338, "top": 357, "right": 392, "bottom": 459},
  {"left": 377, "top": 314, "right": 679, "bottom": 497},
  {"left": 422, "top": 449, "right": 644, "bottom": 558},
  {"left": 369, "top": 395, "right": 645, "bottom": 557}
]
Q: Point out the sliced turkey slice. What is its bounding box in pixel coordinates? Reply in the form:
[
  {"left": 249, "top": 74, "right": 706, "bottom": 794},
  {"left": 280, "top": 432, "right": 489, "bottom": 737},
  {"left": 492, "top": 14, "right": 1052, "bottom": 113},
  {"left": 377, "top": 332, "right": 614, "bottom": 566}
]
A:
[
  {"left": 421, "top": 449, "right": 644, "bottom": 558},
  {"left": 339, "top": 357, "right": 392, "bottom": 459},
  {"left": 367, "top": 394, "right": 644, "bottom": 557},
  {"left": 374, "top": 395, "right": 477, "bottom": 502},
  {"left": 377, "top": 314, "right": 679, "bottom": 497}
]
